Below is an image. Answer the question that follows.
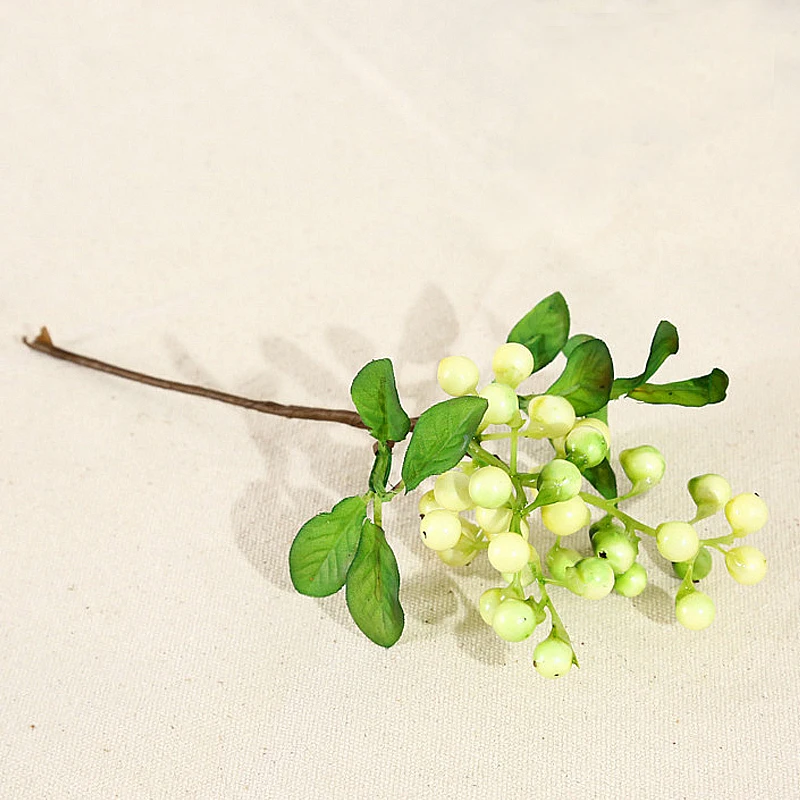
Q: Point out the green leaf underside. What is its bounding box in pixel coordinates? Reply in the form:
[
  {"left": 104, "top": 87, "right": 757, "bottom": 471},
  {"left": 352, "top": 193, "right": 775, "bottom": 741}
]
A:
[
  {"left": 628, "top": 368, "right": 729, "bottom": 406},
  {"left": 345, "top": 521, "right": 404, "bottom": 648},
  {"left": 545, "top": 338, "right": 614, "bottom": 416},
  {"left": 611, "top": 320, "right": 679, "bottom": 399},
  {"left": 369, "top": 443, "right": 393, "bottom": 494},
  {"left": 582, "top": 459, "right": 618, "bottom": 500},
  {"left": 289, "top": 496, "right": 367, "bottom": 597},
  {"left": 507, "top": 292, "right": 570, "bottom": 373},
  {"left": 350, "top": 358, "right": 411, "bottom": 444},
  {"left": 401, "top": 396, "right": 488, "bottom": 492}
]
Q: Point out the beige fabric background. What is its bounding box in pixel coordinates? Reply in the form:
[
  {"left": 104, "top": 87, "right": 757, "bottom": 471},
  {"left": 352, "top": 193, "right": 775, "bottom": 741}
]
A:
[{"left": 2, "top": 2, "right": 799, "bottom": 798}]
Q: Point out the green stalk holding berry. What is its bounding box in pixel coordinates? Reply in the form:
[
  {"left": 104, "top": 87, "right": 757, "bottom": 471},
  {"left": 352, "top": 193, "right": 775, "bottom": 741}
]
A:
[{"left": 287, "top": 292, "right": 768, "bottom": 677}]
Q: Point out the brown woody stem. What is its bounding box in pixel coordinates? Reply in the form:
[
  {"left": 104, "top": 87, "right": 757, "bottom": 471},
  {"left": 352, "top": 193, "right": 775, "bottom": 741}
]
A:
[{"left": 22, "top": 327, "right": 370, "bottom": 430}]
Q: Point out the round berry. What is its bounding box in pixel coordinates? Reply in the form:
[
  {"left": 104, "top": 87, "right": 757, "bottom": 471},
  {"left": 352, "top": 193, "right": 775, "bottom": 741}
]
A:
[
  {"left": 546, "top": 544, "right": 582, "bottom": 581},
  {"left": 433, "top": 470, "right": 474, "bottom": 512},
  {"left": 437, "top": 535, "right": 479, "bottom": 567},
  {"left": 565, "top": 424, "right": 608, "bottom": 470},
  {"left": 487, "top": 532, "right": 531, "bottom": 573},
  {"left": 478, "top": 586, "right": 522, "bottom": 625},
  {"left": 656, "top": 521, "right": 700, "bottom": 563},
  {"left": 492, "top": 343, "right": 534, "bottom": 388},
  {"left": 576, "top": 417, "right": 611, "bottom": 447},
  {"left": 687, "top": 473, "right": 732, "bottom": 512},
  {"left": 619, "top": 445, "right": 666, "bottom": 488},
  {"left": 475, "top": 505, "right": 513, "bottom": 534},
  {"left": 533, "top": 637, "right": 574, "bottom": 679},
  {"left": 725, "top": 546, "right": 767, "bottom": 585},
  {"left": 419, "top": 509, "right": 462, "bottom": 551},
  {"left": 613, "top": 563, "right": 648, "bottom": 597},
  {"left": 724, "top": 493, "right": 768, "bottom": 536},
  {"left": 564, "top": 557, "right": 615, "bottom": 599},
  {"left": 540, "top": 496, "right": 591, "bottom": 536},
  {"left": 591, "top": 528, "right": 638, "bottom": 576},
  {"left": 673, "top": 546, "right": 713, "bottom": 581},
  {"left": 469, "top": 466, "right": 513, "bottom": 509},
  {"left": 525, "top": 395, "right": 576, "bottom": 439},
  {"left": 537, "top": 458, "right": 582, "bottom": 501},
  {"left": 479, "top": 383, "right": 519, "bottom": 426},
  {"left": 675, "top": 589, "right": 716, "bottom": 630},
  {"left": 492, "top": 598, "right": 539, "bottom": 642},
  {"left": 417, "top": 489, "right": 442, "bottom": 516},
  {"left": 437, "top": 356, "right": 479, "bottom": 397}
]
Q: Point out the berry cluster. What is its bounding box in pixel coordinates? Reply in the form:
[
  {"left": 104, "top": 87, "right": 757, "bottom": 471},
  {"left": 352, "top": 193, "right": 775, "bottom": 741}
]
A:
[
  {"left": 288, "top": 293, "right": 767, "bottom": 678},
  {"left": 419, "top": 346, "right": 767, "bottom": 676}
]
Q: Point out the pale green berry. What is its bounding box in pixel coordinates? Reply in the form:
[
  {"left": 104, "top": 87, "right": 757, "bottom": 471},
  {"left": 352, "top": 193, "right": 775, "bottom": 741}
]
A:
[
  {"left": 687, "top": 473, "right": 732, "bottom": 513},
  {"left": 541, "top": 496, "right": 591, "bottom": 536},
  {"left": 724, "top": 493, "right": 768, "bottom": 536},
  {"left": 437, "top": 535, "right": 479, "bottom": 567},
  {"left": 533, "top": 637, "right": 574, "bottom": 679},
  {"left": 619, "top": 445, "right": 666, "bottom": 488},
  {"left": 546, "top": 544, "right": 582, "bottom": 581},
  {"left": 475, "top": 505, "right": 513, "bottom": 534},
  {"left": 675, "top": 589, "right": 716, "bottom": 630},
  {"left": 565, "top": 424, "right": 608, "bottom": 470},
  {"left": 576, "top": 417, "right": 611, "bottom": 447},
  {"left": 419, "top": 509, "right": 462, "bottom": 551},
  {"left": 591, "top": 528, "right": 638, "bottom": 576},
  {"left": 487, "top": 532, "right": 531, "bottom": 573},
  {"left": 478, "top": 586, "right": 522, "bottom": 625},
  {"left": 656, "top": 521, "right": 700, "bottom": 563},
  {"left": 492, "top": 599, "right": 540, "bottom": 642},
  {"left": 525, "top": 395, "right": 576, "bottom": 439},
  {"left": 613, "top": 563, "right": 647, "bottom": 597},
  {"left": 433, "top": 470, "right": 474, "bottom": 512},
  {"left": 536, "top": 458, "right": 582, "bottom": 502},
  {"left": 564, "top": 557, "right": 615, "bottom": 599},
  {"left": 479, "top": 383, "right": 518, "bottom": 425},
  {"left": 469, "top": 466, "right": 513, "bottom": 509},
  {"left": 418, "top": 490, "right": 442, "bottom": 516},
  {"left": 673, "top": 546, "right": 712, "bottom": 581},
  {"left": 437, "top": 356, "right": 479, "bottom": 397},
  {"left": 725, "top": 546, "right": 767, "bottom": 585},
  {"left": 492, "top": 342, "right": 534, "bottom": 388},
  {"left": 490, "top": 517, "right": 530, "bottom": 542}
]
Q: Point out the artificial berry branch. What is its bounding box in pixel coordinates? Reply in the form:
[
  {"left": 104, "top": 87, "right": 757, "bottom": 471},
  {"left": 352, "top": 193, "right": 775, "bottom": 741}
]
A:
[{"left": 23, "top": 293, "right": 769, "bottom": 678}]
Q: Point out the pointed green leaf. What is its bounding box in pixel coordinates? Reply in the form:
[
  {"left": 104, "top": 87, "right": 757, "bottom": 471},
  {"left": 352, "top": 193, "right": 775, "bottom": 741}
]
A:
[
  {"left": 346, "top": 521, "right": 404, "bottom": 647},
  {"left": 507, "top": 292, "right": 570, "bottom": 372},
  {"left": 368, "top": 443, "right": 393, "bottom": 494},
  {"left": 350, "top": 358, "right": 410, "bottom": 444},
  {"left": 401, "top": 396, "right": 488, "bottom": 491},
  {"left": 546, "top": 338, "right": 614, "bottom": 416},
  {"left": 611, "top": 320, "right": 679, "bottom": 399},
  {"left": 628, "top": 368, "right": 729, "bottom": 407},
  {"left": 582, "top": 459, "right": 618, "bottom": 500},
  {"left": 289, "top": 496, "right": 367, "bottom": 597}
]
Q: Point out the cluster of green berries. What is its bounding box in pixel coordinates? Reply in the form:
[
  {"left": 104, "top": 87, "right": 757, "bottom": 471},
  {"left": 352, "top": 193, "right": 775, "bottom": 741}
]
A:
[{"left": 420, "top": 344, "right": 768, "bottom": 677}]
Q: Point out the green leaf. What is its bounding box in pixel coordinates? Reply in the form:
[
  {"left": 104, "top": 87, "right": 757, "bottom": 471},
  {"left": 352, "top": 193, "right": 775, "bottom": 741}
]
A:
[
  {"left": 611, "top": 320, "right": 679, "bottom": 399},
  {"left": 582, "top": 459, "right": 618, "bottom": 500},
  {"left": 345, "top": 521, "right": 404, "bottom": 647},
  {"left": 546, "top": 338, "right": 614, "bottom": 416},
  {"left": 350, "top": 358, "right": 411, "bottom": 444},
  {"left": 401, "top": 396, "right": 488, "bottom": 491},
  {"left": 368, "top": 443, "right": 393, "bottom": 494},
  {"left": 628, "top": 368, "right": 729, "bottom": 407},
  {"left": 289, "top": 496, "right": 367, "bottom": 597},
  {"left": 507, "top": 292, "right": 570, "bottom": 372},
  {"left": 562, "top": 333, "right": 595, "bottom": 359}
]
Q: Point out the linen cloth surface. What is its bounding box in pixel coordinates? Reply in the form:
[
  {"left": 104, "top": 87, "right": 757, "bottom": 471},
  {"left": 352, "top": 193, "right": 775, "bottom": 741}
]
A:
[{"left": 2, "top": 2, "right": 799, "bottom": 798}]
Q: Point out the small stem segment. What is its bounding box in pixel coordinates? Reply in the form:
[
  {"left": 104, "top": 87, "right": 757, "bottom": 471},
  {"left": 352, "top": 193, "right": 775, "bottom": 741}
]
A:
[{"left": 22, "top": 327, "right": 390, "bottom": 430}]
